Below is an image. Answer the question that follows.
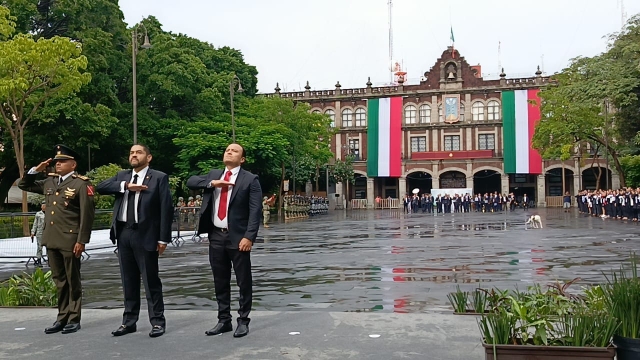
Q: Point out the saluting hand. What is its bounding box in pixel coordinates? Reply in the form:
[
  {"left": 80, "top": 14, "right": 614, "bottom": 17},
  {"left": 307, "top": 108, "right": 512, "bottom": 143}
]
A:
[{"left": 35, "top": 158, "right": 52, "bottom": 172}]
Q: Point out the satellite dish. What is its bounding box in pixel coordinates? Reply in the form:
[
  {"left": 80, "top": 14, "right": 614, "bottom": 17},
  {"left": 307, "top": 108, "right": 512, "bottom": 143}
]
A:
[
  {"left": 420, "top": 76, "right": 427, "bottom": 82},
  {"left": 412, "top": 188, "right": 420, "bottom": 194}
]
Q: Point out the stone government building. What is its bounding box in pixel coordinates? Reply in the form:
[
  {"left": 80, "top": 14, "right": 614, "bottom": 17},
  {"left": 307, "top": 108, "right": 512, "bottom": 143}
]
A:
[{"left": 266, "top": 48, "right": 616, "bottom": 208}]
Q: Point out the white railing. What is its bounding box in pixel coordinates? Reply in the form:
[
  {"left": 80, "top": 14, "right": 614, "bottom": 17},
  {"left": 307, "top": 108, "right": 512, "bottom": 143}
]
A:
[
  {"left": 350, "top": 199, "right": 368, "bottom": 209},
  {"left": 375, "top": 198, "right": 400, "bottom": 209}
]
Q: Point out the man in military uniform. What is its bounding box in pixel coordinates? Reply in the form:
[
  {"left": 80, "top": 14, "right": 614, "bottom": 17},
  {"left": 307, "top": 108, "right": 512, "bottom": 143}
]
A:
[
  {"left": 187, "top": 196, "right": 196, "bottom": 227},
  {"left": 19, "top": 144, "right": 95, "bottom": 334},
  {"left": 30, "top": 201, "right": 46, "bottom": 267},
  {"left": 262, "top": 194, "right": 276, "bottom": 228},
  {"left": 177, "top": 197, "right": 186, "bottom": 224}
]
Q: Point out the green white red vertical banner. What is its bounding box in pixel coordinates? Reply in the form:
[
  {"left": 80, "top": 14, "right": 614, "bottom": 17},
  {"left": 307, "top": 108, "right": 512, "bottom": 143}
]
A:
[
  {"left": 367, "top": 97, "right": 402, "bottom": 177},
  {"left": 502, "top": 89, "right": 542, "bottom": 174}
]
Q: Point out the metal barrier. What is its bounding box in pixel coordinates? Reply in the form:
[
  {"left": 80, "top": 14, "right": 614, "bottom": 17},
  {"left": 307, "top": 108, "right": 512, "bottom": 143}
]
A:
[
  {"left": 0, "top": 210, "right": 114, "bottom": 266},
  {"left": 172, "top": 206, "right": 202, "bottom": 246},
  {"left": 350, "top": 199, "right": 368, "bottom": 209},
  {"left": 375, "top": 198, "right": 400, "bottom": 209},
  {"left": 545, "top": 196, "right": 563, "bottom": 207}
]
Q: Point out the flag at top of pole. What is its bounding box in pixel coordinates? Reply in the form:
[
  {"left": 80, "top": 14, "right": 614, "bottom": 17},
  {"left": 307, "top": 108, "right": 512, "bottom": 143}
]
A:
[{"left": 450, "top": 26, "right": 455, "bottom": 58}]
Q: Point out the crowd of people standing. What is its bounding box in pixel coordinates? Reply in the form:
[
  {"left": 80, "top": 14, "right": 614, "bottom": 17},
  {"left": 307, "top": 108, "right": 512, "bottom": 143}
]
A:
[
  {"left": 402, "top": 192, "right": 533, "bottom": 214},
  {"left": 574, "top": 189, "right": 640, "bottom": 220}
]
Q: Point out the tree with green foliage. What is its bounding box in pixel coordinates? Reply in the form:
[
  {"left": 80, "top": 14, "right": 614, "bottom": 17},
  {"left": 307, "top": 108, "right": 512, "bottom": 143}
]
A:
[
  {"left": 0, "top": 1, "right": 126, "bottom": 208},
  {"left": 173, "top": 96, "right": 333, "bottom": 209},
  {"left": 0, "top": 6, "right": 92, "bottom": 217},
  {"left": 620, "top": 156, "right": 640, "bottom": 188},
  {"left": 533, "top": 15, "right": 640, "bottom": 189},
  {"left": 331, "top": 155, "right": 356, "bottom": 204},
  {"left": 85, "top": 164, "right": 123, "bottom": 209}
]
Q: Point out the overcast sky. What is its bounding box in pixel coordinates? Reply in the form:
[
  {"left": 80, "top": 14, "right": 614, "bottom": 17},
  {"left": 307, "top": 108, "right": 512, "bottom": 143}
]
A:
[{"left": 120, "top": 0, "right": 639, "bottom": 93}]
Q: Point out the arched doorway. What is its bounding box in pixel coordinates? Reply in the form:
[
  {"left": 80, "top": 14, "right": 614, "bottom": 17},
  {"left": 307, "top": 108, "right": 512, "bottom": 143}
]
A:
[
  {"left": 545, "top": 168, "right": 574, "bottom": 196},
  {"left": 407, "top": 171, "right": 433, "bottom": 195},
  {"left": 352, "top": 174, "right": 368, "bottom": 199},
  {"left": 582, "top": 167, "right": 612, "bottom": 190},
  {"left": 473, "top": 170, "right": 501, "bottom": 194},
  {"left": 439, "top": 171, "right": 466, "bottom": 189}
]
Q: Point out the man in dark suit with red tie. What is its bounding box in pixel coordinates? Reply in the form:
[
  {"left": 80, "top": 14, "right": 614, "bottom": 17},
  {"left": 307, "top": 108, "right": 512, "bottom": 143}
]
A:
[
  {"left": 187, "top": 143, "right": 262, "bottom": 338},
  {"left": 96, "top": 144, "right": 173, "bottom": 338}
]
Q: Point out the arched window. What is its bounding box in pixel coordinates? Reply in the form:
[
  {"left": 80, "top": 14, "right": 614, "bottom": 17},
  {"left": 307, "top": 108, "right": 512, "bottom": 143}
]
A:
[
  {"left": 487, "top": 100, "right": 500, "bottom": 120},
  {"left": 404, "top": 105, "right": 417, "bottom": 124},
  {"left": 311, "top": 109, "right": 321, "bottom": 114},
  {"left": 355, "top": 108, "right": 367, "bottom": 127},
  {"left": 325, "top": 109, "right": 335, "bottom": 128},
  {"left": 472, "top": 102, "right": 485, "bottom": 121},
  {"left": 419, "top": 104, "right": 431, "bottom": 123},
  {"left": 341, "top": 108, "right": 353, "bottom": 127},
  {"left": 438, "top": 104, "right": 444, "bottom": 122},
  {"left": 460, "top": 103, "right": 465, "bottom": 122}
]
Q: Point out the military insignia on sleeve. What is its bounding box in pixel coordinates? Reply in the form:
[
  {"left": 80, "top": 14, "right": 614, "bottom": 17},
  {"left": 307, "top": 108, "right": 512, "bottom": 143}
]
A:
[
  {"left": 87, "top": 185, "right": 95, "bottom": 196},
  {"left": 64, "top": 187, "right": 76, "bottom": 197}
]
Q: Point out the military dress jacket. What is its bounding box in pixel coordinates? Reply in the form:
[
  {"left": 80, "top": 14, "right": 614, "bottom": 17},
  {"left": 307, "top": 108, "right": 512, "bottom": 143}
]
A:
[{"left": 19, "top": 173, "right": 95, "bottom": 251}]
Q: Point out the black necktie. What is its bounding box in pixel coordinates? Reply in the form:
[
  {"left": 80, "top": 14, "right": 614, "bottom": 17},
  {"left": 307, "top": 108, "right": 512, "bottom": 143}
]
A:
[{"left": 127, "top": 174, "right": 138, "bottom": 225}]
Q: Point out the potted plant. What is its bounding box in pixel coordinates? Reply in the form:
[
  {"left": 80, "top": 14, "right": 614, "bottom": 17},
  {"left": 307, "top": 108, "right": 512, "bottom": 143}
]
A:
[
  {"left": 602, "top": 254, "right": 640, "bottom": 360},
  {"left": 447, "top": 286, "right": 493, "bottom": 315},
  {"left": 479, "top": 284, "right": 617, "bottom": 360}
]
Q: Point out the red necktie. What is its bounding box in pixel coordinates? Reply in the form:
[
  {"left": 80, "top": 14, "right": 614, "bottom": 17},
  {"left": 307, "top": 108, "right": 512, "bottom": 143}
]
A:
[{"left": 217, "top": 170, "right": 232, "bottom": 220}]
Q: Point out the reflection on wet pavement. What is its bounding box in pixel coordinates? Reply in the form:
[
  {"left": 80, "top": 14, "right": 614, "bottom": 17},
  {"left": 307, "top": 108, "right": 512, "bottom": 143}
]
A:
[{"left": 3, "top": 209, "right": 640, "bottom": 313}]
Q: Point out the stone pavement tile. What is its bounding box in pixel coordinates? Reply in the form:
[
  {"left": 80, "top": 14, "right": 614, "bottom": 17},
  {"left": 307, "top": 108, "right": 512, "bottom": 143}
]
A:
[{"left": 0, "top": 308, "right": 483, "bottom": 360}]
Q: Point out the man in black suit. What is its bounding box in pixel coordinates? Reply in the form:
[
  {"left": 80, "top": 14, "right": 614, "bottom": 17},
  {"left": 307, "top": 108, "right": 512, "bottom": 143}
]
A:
[
  {"left": 96, "top": 144, "right": 173, "bottom": 338},
  {"left": 187, "top": 143, "right": 262, "bottom": 338}
]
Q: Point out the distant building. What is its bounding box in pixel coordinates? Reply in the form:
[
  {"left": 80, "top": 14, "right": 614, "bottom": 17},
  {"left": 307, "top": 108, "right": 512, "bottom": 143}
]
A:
[{"left": 266, "top": 48, "right": 615, "bottom": 207}]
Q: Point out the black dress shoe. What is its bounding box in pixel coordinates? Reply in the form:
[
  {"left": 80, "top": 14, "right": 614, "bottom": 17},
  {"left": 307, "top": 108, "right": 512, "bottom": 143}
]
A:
[
  {"left": 112, "top": 324, "right": 137, "bottom": 336},
  {"left": 61, "top": 323, "right": 81, "bottom": 334},
  {"left": 44, "top": 321, "right": 66, "bottom": 334},
  {"left": 233, "top": 323, "right": 249, "bottom": 338},
  {"left": 205, "top": 322, "right": 232, "bottom": 336},
  {"left": 149, "top": 325, "right": 165, "bottom": 338}
]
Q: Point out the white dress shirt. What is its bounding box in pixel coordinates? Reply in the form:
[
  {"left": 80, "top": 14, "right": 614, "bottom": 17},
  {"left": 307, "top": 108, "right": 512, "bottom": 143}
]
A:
[
  {"left": 213, "top": 166, "right": 240, "bottom": 229},
  {"left": 118, "top": 167, "right": 167, "bottom": 245},
  {"left": 118, "top": 166, "right": 149, "bottom": 223}
]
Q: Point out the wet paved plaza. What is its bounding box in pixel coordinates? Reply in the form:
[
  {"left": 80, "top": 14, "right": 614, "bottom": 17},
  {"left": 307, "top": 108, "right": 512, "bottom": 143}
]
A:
[{"left": 4, "top": 208, "right": 640, "bottom": 313}]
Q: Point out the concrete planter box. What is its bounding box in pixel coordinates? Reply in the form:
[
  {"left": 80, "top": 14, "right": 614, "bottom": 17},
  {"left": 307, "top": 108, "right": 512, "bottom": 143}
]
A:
[{"left": 482, "top": 343, "right": 615, "bottom": 360}]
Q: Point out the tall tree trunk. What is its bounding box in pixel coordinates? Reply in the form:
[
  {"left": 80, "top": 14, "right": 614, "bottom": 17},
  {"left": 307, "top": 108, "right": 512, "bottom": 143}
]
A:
[
  {"left": 14, "top": 127, "right": 30, "bottom": 235},
  {"left": 0, "top": 163, "right": 19, "bottom": 211},
  {"left": 612, "top": 152, "right": 626, "bottom": 188}
]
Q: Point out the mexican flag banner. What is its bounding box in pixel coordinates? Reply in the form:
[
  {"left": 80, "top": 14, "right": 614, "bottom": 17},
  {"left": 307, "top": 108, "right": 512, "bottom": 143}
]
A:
[
  {"left": 367, "top": 97, "right": 402, "bottom": 177},
  {"left": 502, "top": 89, "right": 542, "bottom": 174}
]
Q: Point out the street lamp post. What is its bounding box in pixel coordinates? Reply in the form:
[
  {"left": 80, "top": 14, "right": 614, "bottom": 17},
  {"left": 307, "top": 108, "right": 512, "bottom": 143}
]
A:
[
  {"left": 604, "top": 99, "right": 610, "bottom": 190},
  {"left": 230, "top": 74, "right": 243, "bottom": 142},
  {"left": 132, "top": 23, "right": 151, "bottom": 145}
]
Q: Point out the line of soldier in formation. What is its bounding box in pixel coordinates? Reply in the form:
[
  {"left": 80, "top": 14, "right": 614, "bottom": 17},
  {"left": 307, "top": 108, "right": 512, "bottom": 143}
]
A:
[
  {"left": 402, "top": 192, "right": 532, "bottom": 214},
  {"left": 576, "top": 189, "right": 640, "bottom": 220},
  {"left": 283, "top": 195, "right": 329, "bottom": 219},
  {"left": 176, "top": 195, "right": 203, "bottom": 226}
]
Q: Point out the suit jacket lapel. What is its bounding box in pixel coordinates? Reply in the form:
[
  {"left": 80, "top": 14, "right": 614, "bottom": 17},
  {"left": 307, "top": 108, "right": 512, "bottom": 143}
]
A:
[
  {"left": 138, "top": 169, "right": 152, "bottom": 211},
  {"left": 116, "top": 170, "right": 133, "bottom": 218},
  {"left": 229, "top": 169, "right": 245, "bottom": 206}
]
